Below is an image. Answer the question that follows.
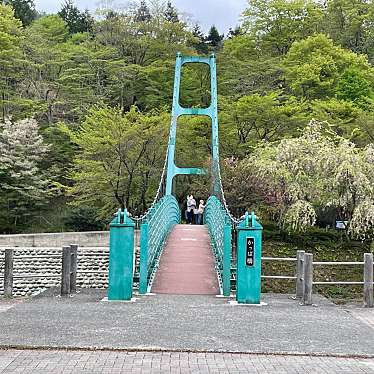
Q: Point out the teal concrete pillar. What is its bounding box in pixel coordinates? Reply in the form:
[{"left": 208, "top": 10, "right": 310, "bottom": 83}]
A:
[
  {"left": 236, "top": 212, "right": 263, "bottom": 304},
  {"left": 108, "top": 209, "right": 135, "bottom": 300},
  {"left": 223, "top": 222, "right": 232, "bottom": 297},
  {"left": 138, "top": 222, "right": 149, "bottom": 295}
]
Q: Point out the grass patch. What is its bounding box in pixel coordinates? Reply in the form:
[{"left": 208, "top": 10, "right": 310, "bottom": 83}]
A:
[{"left": 262, "top": 225, "right": 373, "bottom": 303}]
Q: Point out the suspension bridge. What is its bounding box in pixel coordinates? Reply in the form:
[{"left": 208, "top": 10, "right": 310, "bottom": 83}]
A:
[{"left": 108, "top": 53, "right": 263, "bottom": 304}]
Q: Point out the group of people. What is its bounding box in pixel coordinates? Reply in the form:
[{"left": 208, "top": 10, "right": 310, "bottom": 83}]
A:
[{"left": 185, "top": 195, "right": 205, "bottom": 225}]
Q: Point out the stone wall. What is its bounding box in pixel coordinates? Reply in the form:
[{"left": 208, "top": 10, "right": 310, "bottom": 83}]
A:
[
  {"left": 0, "top": 247, "right": 109, "bottom": 297},
  {"left": 0, "top": 230, "right": 141, "bottom": 297}
]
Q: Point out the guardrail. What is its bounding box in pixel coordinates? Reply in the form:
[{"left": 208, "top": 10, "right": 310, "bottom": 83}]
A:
[
  {"left": 262, "top": 251, "right": 374, "bottom": 307},
  {"left": 204, "top": 196, "right": 232, "bottom": 296},
  {"left": 139, "top": 195, "right": 180, "bottom": 294}
]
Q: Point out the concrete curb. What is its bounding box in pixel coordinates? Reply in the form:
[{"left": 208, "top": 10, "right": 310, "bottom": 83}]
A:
[{"left": 0, "top": 344, "right": 374, "bottom": 360}]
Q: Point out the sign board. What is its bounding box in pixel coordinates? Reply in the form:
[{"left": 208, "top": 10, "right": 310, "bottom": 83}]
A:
[
  {"left": 336, "top": 220, "right": 348, "bottom": 230},
  {"left": 246, "top": 237, "right": 255, "bottom": 267}
]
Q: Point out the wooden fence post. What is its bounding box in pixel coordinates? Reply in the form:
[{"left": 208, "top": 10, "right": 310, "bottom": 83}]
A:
[
  {"left": 61, "top": 246, "right": 71, "bottom": 296},
  {"left": 363, "top": 253, "right": 373, "bottom": 308},
  {"left": 296, "top": 250, "right": 305, "bottom": 298},
  {"left": 4, "top": 248, "right": 14, "bottom": 298},
  {"left": 70, "top": 244, "right": 78, "bottom": 294},
  {"left": 303, "top": 253, "right": 313, "bottom": 305}
]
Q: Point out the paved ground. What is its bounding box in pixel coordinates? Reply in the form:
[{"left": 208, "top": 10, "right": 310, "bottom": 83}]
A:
[
  {"left": 1, "top": 289, "right": 374, "bottom": 357},
  {"left": 346, "top": 307, "right": 374, "bottom": 331},
  {"left": 1, "top": 349, "right": 374, "bottom": 373},
  {"left": 152, "top": 225, "right": 220, "bottom": 295}
]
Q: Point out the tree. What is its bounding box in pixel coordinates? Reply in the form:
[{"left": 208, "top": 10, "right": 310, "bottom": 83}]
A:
[
  {"left": 206, "top": 25, "right": 223, "bottom": 49},
  {"left": 58, "top": 0, "right": 94, "bottom": 34},
  {"left": 64, "top": 105, "right": 169, "bottom": 216},
  {"left": 219, "top": 33, "right": 283, "bottom": 99},
  {"left": 221, "top": 93, "right": 306, "bottom": 156},
  {"left": 134, "top": 0, "right": 151, "bottom": 22},
  {"left": 164, "top": 0, "right": 178, "bottom": 23},
  {"left": 284, "top": 34, "right": 374, "bottom": 100},
  {"left": 243, "top": 0, "right": 324, "bottom": 56},
  {"left": 337, "top": 68, "right": 373, "bottom": 105},
  {"left": 190, "top": 24, "right": 208, "bottom": 54},
  {"left": 242, "top": 121, "right": 374, "bottom": 239},
  {"left": 0, "top": 118, "right": 50, "bottom": 232},
  {"left": 2, "top": 0, "right": 37, "bottom": 26},
  {"left": 227, "top": 26, "right": 242, "bottom": 39},
  {"left": 324, "top": 0, "right": 374, "bottom": 61},
  {"left": 0, "top": 4, "right": 23, "bottom": 120},
  {"left": 21, "top": 15, "right": 69, "bottom": 123}
]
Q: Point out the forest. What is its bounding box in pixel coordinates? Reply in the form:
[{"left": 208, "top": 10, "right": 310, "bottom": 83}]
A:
[{"left": 0, "top": 0, "right": 373, "bottom": 247}]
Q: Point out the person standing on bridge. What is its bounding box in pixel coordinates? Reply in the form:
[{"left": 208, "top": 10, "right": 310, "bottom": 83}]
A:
[
  {"left": 187, "top": 195, "right": 196, "bottom": 224},
  {"left": 196, "top": 200, "right": 205, "bottom": 225}
]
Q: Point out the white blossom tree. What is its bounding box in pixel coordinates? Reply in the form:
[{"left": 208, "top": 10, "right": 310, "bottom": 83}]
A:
[
  {"left": 244, "top": 120, "right": 374, "bottom": 240},
  {"left": 0, "top": 118, "right": 50, "bottom": 230}
]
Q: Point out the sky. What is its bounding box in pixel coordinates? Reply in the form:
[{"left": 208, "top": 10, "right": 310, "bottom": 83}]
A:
[{"left": 33, "top": 0, "right": 248, "bottom": 34}]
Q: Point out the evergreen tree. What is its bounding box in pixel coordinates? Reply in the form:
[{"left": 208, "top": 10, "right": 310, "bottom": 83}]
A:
[
  {"left": 206, "top": 25, "right": 223, "bottom": 49},
  {"left": 2, "top": 0, "right": 37, "bottom": 26},
  {"left": 58, "top": 0, "right": 93, "bottom": 34},
  {"left": 164, "top": 0, "right": 178, "bottom": 23},
  {"left": 191, "top": 24, "right": 208, "bottom": 54},
  {"left": 227, "top": 26, "right": 241, "bottom": 39},
  {"left": 134, "top": 0, "right": 151, "bottom": 22}
]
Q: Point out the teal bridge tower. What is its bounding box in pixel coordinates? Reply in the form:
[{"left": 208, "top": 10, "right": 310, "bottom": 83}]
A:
[
  {"left": 165, "top": 53, "right": 219, "bottom": 195},
  {"left": 108, "top": 53, "right": 263, "bottom": 304}
]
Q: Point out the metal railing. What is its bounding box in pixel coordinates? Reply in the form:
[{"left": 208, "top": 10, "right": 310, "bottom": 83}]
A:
[
  {"left": 261, "top": 251, "right": 374, "bottom": 307},
  {"left": 204, "top": 195, "right": 232, "bottom": 296},
  {"left": 138, "top": 195, "right": 180, "bottom": 294}
]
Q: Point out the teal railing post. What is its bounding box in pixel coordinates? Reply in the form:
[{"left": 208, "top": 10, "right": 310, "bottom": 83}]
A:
[
  {"left": 139, "top": 222, "right": 149, "bottom": 294},
  {"left": 108, "top": 209, "right": 135, "bottom": 301},
  {"left": 223, "top": 221, "right": 232, "bottom": 297},
  {"left": 236, "top": 211, "right": 263, "bottom": 304}
]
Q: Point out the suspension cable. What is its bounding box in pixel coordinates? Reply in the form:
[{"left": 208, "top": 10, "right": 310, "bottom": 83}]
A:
[
  {"left": 132, "top": 147, "right": 169, "bottom": 223},
  {"left": 214, "top": 161, "right": 241, "bottom": 225}
]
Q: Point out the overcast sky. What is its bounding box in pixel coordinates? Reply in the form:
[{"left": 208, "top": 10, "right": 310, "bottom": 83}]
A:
[{"left": 34, "top": 0, "right": 248, "bottom": 34}]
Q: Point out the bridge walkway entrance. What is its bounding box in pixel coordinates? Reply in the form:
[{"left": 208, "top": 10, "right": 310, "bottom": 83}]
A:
[{"left": 151, "top": 225, "right": 220, "bottom": 295}]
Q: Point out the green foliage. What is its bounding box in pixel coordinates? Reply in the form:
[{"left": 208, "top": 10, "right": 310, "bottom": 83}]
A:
[
  {"left": 284, "top": 34, "right": 374, "bottom": 99},
  {"left": 337, "top": 68, "right": 373, "bottom": 104},
  {"left": 190, "top": 24, "right": 208, "bottom": 55},
  {"left": 0, "top": 0, "right": 374, "bottom": 239},
  {"left": 206, "top": 25, "right": 223, "bottom": 50},
  {"left": 64, "top": 105, "right": 169, "bottom": 217},
  {"left": 64, "top": 206, "right": 107, "bottom": 232},
  {"left": 221, "top": 92, "right": 306, "bottom": 156},
  {"left": 243, "top": 0, "right": 324, "bottom": 56},
  {"left": 2, "top": 0, "right": 37, "bottom": 26},
  {"left": 240, "top": 121, "right": 374, "bottom": 240},
  {"left": 135, "top": 0, "right": 151, "bottom": 23},
  {"left": 0, "top": 4, "right": 23, "bottom": 120},
  {"left": 58, "top": 0, "right": 94, "bottom": 34},
  {"left": 164, "top": 1, "right": 179, "bottom": 23},
  {"left": 324, "top": 0, "right": 374, "bottom": 62}
]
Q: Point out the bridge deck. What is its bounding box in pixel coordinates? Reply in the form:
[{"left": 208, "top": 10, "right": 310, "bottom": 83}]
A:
[{"left": 151, "top": 225, "right": 220, "bottom": 295}]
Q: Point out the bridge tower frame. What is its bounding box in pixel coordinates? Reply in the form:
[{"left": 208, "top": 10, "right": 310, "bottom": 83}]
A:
[{"left": 165, "top": 53, "right": 220, "bottom": 195}]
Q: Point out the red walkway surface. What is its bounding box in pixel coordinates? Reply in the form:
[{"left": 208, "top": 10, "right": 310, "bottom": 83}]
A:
[{"left": 151, "top": 225, "right": 220, "bottom": 295}]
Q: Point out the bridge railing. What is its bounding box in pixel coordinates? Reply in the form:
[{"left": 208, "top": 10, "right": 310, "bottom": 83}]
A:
[
  {"left": 139, "top": 195, "right": 180, "bottom": 294},
  {"left": 204, "top": 196, "right": 232, "bottom": 296}
]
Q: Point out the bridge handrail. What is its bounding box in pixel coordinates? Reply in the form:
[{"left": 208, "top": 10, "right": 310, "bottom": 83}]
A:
[
  {"left": 204, "top": 195, "right": 231, "bottom": 296},
  {"left": 139, "top": 195, "right": 180, "bottom": 293}
]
